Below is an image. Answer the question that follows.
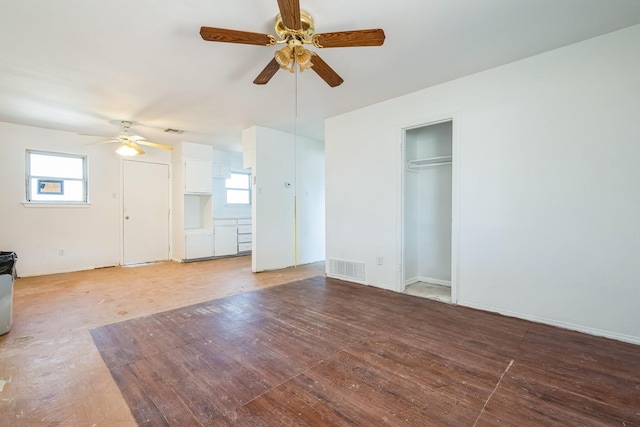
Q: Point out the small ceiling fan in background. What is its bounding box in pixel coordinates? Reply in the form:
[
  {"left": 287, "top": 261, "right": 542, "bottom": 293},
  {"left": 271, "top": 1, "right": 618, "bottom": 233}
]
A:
[
  {"left": 84, "top": 121, "right": 173, "bottom": 156},
  {"left": 200, "top": 0, "right": 385, "bottom": 87}
]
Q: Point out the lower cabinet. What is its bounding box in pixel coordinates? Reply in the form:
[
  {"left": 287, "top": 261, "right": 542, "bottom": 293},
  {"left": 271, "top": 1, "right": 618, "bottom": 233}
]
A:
[
  {"left": 214, "top": 219, "right": 238, "bottom": 256},
  {"left": 199, "top": 218, "right": 252, "bottom": 258},
  {"left": 237, "top": 218, "right": 252, "bottom": 253},
  {"left": 238, "top": 242, "right": 252, "bottom": 252},
  {"left": 184, "top": 230, "right": 213, "bottom": 259}
]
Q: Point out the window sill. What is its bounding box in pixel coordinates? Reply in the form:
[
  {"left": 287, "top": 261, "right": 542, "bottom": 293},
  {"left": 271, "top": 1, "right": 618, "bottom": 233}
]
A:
[{"left": 22, "top": 202, "right": 91, "bottom": 208}]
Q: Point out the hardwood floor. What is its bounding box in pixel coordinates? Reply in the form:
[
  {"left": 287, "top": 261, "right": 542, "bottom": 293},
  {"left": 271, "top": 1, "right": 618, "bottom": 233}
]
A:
[
  {"left": 2, "top": 257, "right": 640, "bottom": 426},
  {"left": 0, "top": 256, "right": 324, "bottom": 426},
  {"left": 92, "top": 275, "right": 640, "bottom": 426}
]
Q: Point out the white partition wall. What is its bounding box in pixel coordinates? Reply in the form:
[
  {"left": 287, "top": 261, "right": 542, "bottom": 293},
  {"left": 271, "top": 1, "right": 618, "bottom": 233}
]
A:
[
  {"left": 243, "top": 126, "right": 325, "bottom": 272},
  {"left": 325, "top": 25, "right": 640, "bottom": 344}
]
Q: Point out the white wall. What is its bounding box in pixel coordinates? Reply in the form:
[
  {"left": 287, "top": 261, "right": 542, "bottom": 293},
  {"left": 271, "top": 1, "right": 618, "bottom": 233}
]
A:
[
  {"left": 325, "top": 25, "right": 640, "bottom": 344},
  {"left": 243, "top": 126, "right": 325, "bottom": 272},
  {"left": 0, "top": 122, "right": 171, "bottom": 276}
]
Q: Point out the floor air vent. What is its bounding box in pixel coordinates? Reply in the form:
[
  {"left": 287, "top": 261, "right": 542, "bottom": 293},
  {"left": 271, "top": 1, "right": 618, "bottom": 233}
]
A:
[{"left": 328, "top": 259, "right": 365, "bottom": 281}]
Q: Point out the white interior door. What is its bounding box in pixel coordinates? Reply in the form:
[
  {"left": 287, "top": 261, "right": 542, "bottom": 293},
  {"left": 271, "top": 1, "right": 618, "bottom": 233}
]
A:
[{"left": 123, "top": 160, "right": 170, "bottom": 265}]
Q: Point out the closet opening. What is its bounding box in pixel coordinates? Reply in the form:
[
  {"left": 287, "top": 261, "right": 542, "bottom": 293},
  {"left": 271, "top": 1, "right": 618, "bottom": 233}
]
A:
[{"left": 402, "top": 119, "right": 453, "bottom": 303}]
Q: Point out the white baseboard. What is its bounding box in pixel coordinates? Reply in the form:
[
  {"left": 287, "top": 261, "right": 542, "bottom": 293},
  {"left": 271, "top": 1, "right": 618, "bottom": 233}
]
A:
[
  {"left": 461, "top": 301, "right": 640, "bottom": 346},
  {"left": 326, "top": 273, "right": 368, "bottom": 286},
  {"left": 18, "top": 264, "right": 120, "bottom": 277}
]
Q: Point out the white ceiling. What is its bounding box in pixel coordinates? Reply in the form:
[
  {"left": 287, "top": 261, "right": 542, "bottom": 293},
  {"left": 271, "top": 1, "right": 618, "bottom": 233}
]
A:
[{"left": 2, "top": 0, "right": 640, "bottom": 152}]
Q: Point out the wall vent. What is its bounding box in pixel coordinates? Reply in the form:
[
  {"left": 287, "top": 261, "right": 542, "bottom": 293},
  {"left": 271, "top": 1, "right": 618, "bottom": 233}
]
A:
[
  {"left": 163, "top": 128, "right": 184, "bottom": 134},
  {"left": 328, "top": 259, "right": 365, "bottom": 281}
]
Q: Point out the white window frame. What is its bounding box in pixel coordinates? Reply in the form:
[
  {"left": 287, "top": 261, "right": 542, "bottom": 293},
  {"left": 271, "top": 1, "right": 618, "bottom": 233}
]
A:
[
  {"left": 225, "top": 171, "right": 251, "bottom": 205},
  {"left": 25, "top": 150, "right": 88, "bottom": 204}
]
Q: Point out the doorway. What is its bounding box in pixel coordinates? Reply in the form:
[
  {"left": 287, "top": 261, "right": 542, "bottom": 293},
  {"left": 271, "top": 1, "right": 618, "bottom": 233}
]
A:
[
  {"left": 402, "top": 120, "right": 455, "bottom": 303},
  {"left": 122, "top": 160, "right": 170, "bottom": 265}
]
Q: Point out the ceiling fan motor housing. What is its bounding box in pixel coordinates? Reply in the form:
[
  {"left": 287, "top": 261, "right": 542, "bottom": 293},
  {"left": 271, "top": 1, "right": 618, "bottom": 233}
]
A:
[{"left": 275, "top": 10, "right": 315, "bottom": 41}]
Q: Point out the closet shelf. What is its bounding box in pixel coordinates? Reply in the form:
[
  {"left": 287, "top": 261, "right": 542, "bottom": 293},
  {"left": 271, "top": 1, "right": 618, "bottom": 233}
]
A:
[{"left": 407, "top": 156, "right": 452, "bottom": 169}]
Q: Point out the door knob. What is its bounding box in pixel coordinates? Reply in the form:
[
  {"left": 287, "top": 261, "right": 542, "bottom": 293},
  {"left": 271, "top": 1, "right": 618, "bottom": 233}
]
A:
[{"left": 125, "top": 216, "right": 130, "bottom": 219}]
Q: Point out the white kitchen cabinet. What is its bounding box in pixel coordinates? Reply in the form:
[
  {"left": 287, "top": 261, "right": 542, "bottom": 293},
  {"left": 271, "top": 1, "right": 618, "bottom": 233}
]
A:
[
  {"left": 237, "top": 225, "right": 252, "bottom": 234},
  {"left": 210, "top": 218, "right": 252, "bottom": 257},
  {"left": 237, "top": 234, "right": 252, "bottom": 243},
  {"left": 184, "top": 159, "right": 213, "bottom": 194},
  {"left": 238, "top": 242, "right": 252, "bottom": 252},
  {"left": 172, "top": 142, "right": 215, "bottom": 262},
  {"left": 214, "top": 220, "right": 238, "bottom": 256},
  {"left": 237, "top": 218, "right": 252, "bottom": 253},
  {"left": 185, "top": 230, "right": 213, "bottom": 259}
]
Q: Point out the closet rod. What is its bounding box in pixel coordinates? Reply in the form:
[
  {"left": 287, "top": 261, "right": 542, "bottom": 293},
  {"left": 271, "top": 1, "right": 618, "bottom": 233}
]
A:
[{"left": 407, "top": 161, "right": 452, "bottom": 170}]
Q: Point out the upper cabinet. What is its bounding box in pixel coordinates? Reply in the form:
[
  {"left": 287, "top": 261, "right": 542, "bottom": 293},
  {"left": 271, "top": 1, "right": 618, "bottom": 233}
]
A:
[{"left": 184, "top": 159, "right": 213, "bottom": 194}]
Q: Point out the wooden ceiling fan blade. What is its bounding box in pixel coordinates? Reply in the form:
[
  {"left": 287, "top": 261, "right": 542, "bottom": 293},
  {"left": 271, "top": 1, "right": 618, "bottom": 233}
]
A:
[
  {"left": 127, "top": 135, "right": 146, "bottom": 141},
  {"left": 86, "top": 139, "right": 120, "bottom": 145},
  {"left": 200, "top": 27, "right": 274, "bottom": 46},
  {"left": 277, "top": 0, "right": 301, "bottom": 29},
  {"left": 253, "top": 58, "right": 280, "bottom": 85},
  {"left": 136, "top": 141, "right": 173, "bottom": 151},
  {"left": 310, "top": 53, "right": 344, "bottom": 87},
  {"left": 131, "top": 143, "right": 145, "bottom": 155},
  {"left": 313, "top": 29, "right": 385, "bottom": 48}
]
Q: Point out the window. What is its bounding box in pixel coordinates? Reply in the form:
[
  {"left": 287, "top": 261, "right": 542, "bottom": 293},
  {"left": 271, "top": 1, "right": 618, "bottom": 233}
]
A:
[
  {"left": 26, "top": 150, "right": 87, "bottom": 203},
  {"left": 225, "top": 172, "right": 251, "bottom": 205}
]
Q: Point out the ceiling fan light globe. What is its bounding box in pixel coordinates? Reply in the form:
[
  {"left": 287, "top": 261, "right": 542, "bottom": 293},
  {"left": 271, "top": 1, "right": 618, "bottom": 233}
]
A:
[
  {"left": 275, "top": 48, "right": 296, "bottom": 73},
  {"left": 295, "top": 46, "right": 311, "bottom": 61},
  {"left": 116, "top": 144, "right": 139, "bottom": 157},
  {"left": 298, "top": 60, "right": 314, "bottom": 72},
  {"left": 274, "top": 46, "right": 293, "bottom": 66},
  {"left": 295, "top": 46, "right": 313, "bottom": 72},
  {"left": 285, "top": 60, "right": 295, "bottom": 73}
]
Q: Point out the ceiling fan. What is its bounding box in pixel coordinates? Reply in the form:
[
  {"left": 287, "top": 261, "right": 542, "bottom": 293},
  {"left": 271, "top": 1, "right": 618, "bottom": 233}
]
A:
[
  {"left": 200, "top": 0, "right": 385, "bottom": 87},
  {"left": 86, "top": 121, "right": 173, "bottom": 157}
]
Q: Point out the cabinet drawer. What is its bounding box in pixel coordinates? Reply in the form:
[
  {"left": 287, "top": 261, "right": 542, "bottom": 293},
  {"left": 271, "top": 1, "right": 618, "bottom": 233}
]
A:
[
  {"left": 237, "top": 234, "right": 252, "bottom": 243},
  {"left": 237, "top": 218, "right": 252, "bottom": 225},
  {"left": 237, "top": 225, "right": 252, "bottom": 234},
  {"left": 238, "top": 242, "right": 252, "bottom": 252},
  {"left": 213, "top": 219, "right": 236, "bottom": 226}
]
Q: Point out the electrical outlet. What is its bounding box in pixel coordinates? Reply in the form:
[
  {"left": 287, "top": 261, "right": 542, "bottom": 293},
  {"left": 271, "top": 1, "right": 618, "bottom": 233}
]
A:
[{"left": 59, "top": 248, "right": 65, "bottom": 256}]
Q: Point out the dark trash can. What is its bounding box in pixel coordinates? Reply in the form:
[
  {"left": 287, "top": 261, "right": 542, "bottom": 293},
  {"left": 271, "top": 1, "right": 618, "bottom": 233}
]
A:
[{"left": 0, "top": 251, "right": 17, "bottom": 335}]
